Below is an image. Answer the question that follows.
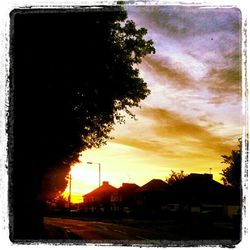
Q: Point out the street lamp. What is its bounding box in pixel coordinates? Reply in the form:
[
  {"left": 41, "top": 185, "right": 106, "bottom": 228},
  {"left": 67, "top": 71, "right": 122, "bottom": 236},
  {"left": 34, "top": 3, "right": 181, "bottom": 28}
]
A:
[{"left": 87, "top": 162, "right": 101, "bottom": 187}]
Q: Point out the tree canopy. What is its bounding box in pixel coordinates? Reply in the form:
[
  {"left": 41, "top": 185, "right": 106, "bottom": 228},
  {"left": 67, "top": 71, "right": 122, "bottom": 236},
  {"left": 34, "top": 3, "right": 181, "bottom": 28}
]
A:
[
  {"left": 166, "top": 170, "right": 187, "bottom": 185},
  {"left": 11, "top": 7, "right": 155, "bottom": 198},
  {"left": 220, "top": 139, "right": 242, "bottom": 189},
  {"left": 9, "top": 7, "right": 155, "bottom": 239}
]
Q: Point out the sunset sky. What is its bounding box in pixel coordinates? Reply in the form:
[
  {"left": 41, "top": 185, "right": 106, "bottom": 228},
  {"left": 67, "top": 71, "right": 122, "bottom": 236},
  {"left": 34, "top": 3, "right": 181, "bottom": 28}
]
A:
[{"left": 64, "top": 6, "right": 242, "bottom": 203}]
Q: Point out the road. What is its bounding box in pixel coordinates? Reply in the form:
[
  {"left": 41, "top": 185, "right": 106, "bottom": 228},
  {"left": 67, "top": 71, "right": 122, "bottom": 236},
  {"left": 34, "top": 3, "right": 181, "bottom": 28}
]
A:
[
  {"left": 43, "top": 217, "right": 237, "bottom": 245},
  {"left": 43, "top": 217, "right": 170, "bottom": 241}
]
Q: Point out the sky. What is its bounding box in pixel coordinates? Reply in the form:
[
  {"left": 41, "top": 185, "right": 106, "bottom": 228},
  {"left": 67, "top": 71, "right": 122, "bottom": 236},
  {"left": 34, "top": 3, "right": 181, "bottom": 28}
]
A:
[{"left": 63, "top": 5, "right": 242, "bottom": 203}]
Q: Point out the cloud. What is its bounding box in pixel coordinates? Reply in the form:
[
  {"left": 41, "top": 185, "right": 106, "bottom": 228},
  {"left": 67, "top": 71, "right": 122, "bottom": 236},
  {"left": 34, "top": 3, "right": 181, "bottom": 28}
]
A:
[
  {"left": 133, "top": 6, "right": 241, "bottom": 106},
  {"left": 114, "top": 137, "right": 175, "bottom": 158},
  {"left": 122, "top": 6, "right": 241, "bottom": 158},
  {"left": 197, "top": 114, "right": 224, "bottom": 129},
  {"left": 157, "top": 6, "right": 239, "bottom": 38},
  {"left": 142, "top": 55, "right": 196, "bottom": 89},
  {"left": 128, "top": 6, "right": 240, "bottom": 40},
  {"left": 207, "top": 67, "right": 241, "bottom": 97},
  {"left": 142, "top": 50, "right": 242, "bottom": 105},
  {"left": 140, "top": 108, "right": 231, "bottom": 150},
  {"left": 114, "top": 107, "right": 237, "bottom": 161},
  {"left": 203, "top": 51, "right": 242, "bottom": 104}
]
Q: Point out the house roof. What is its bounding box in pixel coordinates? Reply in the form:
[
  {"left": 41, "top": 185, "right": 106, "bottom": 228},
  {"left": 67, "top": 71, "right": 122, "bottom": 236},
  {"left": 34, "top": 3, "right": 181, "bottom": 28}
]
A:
[
  {"left": 136, "top": 179, "right": 168, "bottom": 192},
  {"left": 174, "top": 173, "right": 223, "bottom": 190},
  {"left": 118, "top": 183, "right": 140, "bottom": 192},
  {"left": 167, "top": 173, "right": 229, "bottom": 203},
  {"left": 83, "top": 181, "right": 117, "bottom": 198}
]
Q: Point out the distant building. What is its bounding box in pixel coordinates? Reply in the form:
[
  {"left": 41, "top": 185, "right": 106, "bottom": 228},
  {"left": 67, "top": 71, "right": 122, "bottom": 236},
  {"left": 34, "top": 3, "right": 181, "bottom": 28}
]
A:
[
  {"left": 80, "top": 174, "right": 240, "bottom": 221},
  {"left": 111, "top": 183, "right": 140, "bottom": 213},
  {"left": 164, "top": 173, "right": 240, "bottom": 218},
  {"left": 167, "top": 173, "right": 226, "bottom": 203},
  {"left": 83, "top": 181, "right": 117, "bottom": 213},
  {"left": 134, "top": 179, "right": 168, "bottom": 215}
]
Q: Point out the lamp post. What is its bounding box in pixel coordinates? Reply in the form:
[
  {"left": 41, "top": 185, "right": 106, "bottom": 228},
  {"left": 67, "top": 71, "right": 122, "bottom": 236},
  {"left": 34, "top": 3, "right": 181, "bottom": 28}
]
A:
[{"left": 87, "top": 162, "right": 101, "bottom": 187}]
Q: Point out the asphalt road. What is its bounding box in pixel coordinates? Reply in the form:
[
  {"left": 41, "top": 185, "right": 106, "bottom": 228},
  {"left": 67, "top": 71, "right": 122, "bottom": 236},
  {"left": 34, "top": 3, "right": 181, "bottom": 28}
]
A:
[
  {"left": 43, "top": 217, "right": 170, "bottom": 241},
  {"left": 43, "top": 216, "right": 238, "bottom": 246}
]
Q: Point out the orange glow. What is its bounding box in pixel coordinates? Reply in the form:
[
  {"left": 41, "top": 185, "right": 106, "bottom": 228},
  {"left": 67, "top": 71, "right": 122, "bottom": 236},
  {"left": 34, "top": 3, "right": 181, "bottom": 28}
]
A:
[
  {"left": 62, "top": 106, "right": 240, "bottom": 204},
  {"left": 63, "top": 139, "right": 235, "bottom": 204},
  {"left": 62, "top": 161, "right": 103, "bottom": 203}
]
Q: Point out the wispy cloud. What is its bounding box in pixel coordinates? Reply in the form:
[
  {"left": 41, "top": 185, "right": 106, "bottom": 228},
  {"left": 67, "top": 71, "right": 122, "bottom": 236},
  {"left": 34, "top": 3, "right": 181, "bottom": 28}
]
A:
[
  {"left": 142, "top": 55, "right": 196, "bottom": 89},
  {"left": 206, "top": 68, "right": 241, "bottom": 104},
  {"left": 114, "top": 107, "right": 236, "bottom": 161},
  {"left": 139, "top": 6, "right": 240, "bottom": 37},
  {"left": 202, "top": 49, "right": 242, "bottom": 104},
  {"left": 129, "top": 6, "right": 242, "bottom": 106},
  {"left": 141, "top": 107, "right": 234, "bottom": 153},
  {"left": 114, "top": 137, "right": 175, "bottom": 157}
]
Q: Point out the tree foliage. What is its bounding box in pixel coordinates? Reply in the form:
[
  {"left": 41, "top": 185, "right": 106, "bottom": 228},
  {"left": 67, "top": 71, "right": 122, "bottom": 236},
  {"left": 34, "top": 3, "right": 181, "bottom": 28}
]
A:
[
  {"left": 9, "top": 6, "right": 155, "bottom": 238},
  {"left": 220, "top": 139, "right": 242, "bottom": 189},
  {"left": 11, "top": 7, "right": 155, "bottom": 198},
  {"left": 166, "top": 170, "right": 187, "bottom": 185}
]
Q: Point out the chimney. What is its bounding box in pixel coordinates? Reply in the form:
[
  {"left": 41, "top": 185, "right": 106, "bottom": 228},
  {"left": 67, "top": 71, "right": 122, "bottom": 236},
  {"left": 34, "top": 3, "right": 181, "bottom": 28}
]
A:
[{"left": 102, "top": 181, "right": 109, "bottom": 186}]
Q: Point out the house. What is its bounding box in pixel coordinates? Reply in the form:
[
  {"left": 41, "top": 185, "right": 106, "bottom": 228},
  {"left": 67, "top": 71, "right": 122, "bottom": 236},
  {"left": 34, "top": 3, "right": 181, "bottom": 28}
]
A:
[
  {"left": 80, "top": 174, "right": 240, "bottom": 221},
  {"left": 164, "top": 173, "right": 238, "bottom": 219},
  {"left": 83, "top": 181, "right": 117, "bottom": 213},
  {"left": 134, "top": 179, "right": 168, "bottom": 215},
  {"left": 110, "top": 183, "right": 140, "bottom": 213},
  {"left": 223, "top": 187, "right": 241, "bottom": 219}
]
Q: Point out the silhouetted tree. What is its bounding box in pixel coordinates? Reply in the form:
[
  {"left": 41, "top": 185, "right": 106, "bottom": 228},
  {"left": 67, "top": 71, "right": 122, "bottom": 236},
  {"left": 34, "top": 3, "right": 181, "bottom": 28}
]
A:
[
  {"left": 166, "top": 170, "right": 187, "bottom": 185},
  {"left": 9, "top": 6, "right": 155, "bottom": 240},
  {"left": 220, "top": 139, "right": 244, "bottom": 238},
  {"left": 220, "top": 139, "right": 242, "bottom": 189}
]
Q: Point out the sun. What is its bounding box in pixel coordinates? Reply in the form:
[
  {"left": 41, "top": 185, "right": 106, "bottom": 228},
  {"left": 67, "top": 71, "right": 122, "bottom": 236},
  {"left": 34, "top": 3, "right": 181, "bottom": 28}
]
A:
[{"left": 63, "top": 162, "right": 101, "bottom": 203}]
